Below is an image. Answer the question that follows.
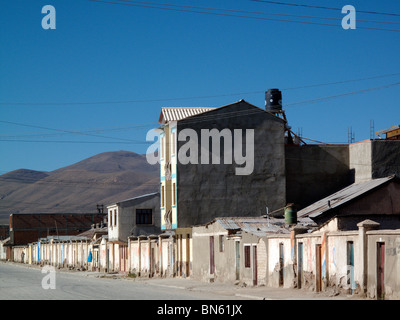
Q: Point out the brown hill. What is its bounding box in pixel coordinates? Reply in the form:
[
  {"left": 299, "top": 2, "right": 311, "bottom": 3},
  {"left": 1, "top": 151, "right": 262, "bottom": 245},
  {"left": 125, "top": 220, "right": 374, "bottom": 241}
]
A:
[{"left": 0, "top": 151, "right": 159, "bottom": 224}]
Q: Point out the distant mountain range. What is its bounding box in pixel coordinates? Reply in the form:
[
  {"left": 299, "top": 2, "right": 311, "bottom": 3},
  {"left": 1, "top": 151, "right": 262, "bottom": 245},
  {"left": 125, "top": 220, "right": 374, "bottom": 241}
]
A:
[{"left": 0, "top": 151, "right": 160, "bottom": 224}]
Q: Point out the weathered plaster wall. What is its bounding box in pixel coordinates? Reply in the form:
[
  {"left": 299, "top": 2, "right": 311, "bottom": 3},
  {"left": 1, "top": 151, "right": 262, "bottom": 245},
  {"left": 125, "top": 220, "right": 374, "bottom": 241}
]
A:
[
  {"left": 177, "top": 101, "right": 286, "bottom": 227},
  {"left": 367, "top": 231, "right": 400, "bottom": 300},
  {"left": 286, "top": 144, "right": 352, "bottom": 210}
]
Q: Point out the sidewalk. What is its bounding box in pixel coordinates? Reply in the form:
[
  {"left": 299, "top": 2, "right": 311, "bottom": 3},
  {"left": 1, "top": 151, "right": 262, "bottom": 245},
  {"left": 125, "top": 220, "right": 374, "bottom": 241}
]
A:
[
  {"left": 109, "top": 276, "right": 365, "bottom": 300},
  {"left": 1, "top": 261, "right": 364, "bottom": 300}
]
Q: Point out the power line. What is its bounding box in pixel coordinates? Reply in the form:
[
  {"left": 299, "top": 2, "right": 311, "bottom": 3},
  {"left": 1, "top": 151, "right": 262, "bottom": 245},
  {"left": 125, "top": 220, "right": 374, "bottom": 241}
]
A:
[
  {"left": 251, "top": 0, "right": 400, "bottom": 18},
  {"left": 1, "top": 72, "right": 399, "bottom": 106},
  {"left": 89, "top": 0, "right": 400, "bottom": 32},
  {"left": 285, "top": 81, "right": 400, "bottom": 107},
  {"left": 105, "top": 0, "right": 400, "bottom": 25},
  {"left": 0, "top": 120, "right": 147, "bottom": 144},
  {"left": 0, "top": 80, "right": 399, "bottom": 145}
]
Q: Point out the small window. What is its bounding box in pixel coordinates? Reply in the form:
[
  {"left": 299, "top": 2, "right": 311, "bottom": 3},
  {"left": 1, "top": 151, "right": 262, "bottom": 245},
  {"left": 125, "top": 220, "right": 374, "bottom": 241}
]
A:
[
  {"left": 244, "top": 246, "right": 251, "bottom": 268},
  {"left": 109, "top": 211, "right": 113, "bottom": 228},
  {"left": 172, "top": 183, "right": 176, "bottom": 206},
  {"left": 136, "top": 209, "right": 153, "bottom": 225},
  {"left": 114, "top": 210, "right": 117, "bottom": 227},
  {"left": 219, "top": 235, "right": 224, "bottom": 252},
  {"left": 161, "top": 137, "right": 164, "bottom": 159},
  {"left": 171, "top": 132, "right": 176, "bottom": 155},
  {"left": 161, "top": 185, "right": 165, "bottom": 208}
]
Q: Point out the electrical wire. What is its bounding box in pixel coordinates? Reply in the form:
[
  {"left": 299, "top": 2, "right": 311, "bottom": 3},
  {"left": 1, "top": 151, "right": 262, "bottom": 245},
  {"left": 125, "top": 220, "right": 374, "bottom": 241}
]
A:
[
  {"left": 89, "top": 0, "right": 400, "bottom": 32},
  {"left": 107, "top": 0, "right": 400, "bottom": 25},
  {"left": 251, "top": 0, "right": 400, "bottom": 18},
  {"left": 1, "top": 72, "right": 399, "bottom": 107}
]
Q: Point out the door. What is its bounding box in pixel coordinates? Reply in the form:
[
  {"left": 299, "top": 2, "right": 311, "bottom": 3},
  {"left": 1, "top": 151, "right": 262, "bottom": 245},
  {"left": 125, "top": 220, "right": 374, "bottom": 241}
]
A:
[
  {"left": 279, "top": 243, "right": 284, "bottom": 287},
  {"left": 252, "top": 246, "right": 257, "bottom": 286},
  {"left": 235, "top": 241, "right": 240, "bottom": 280},
  {"left": 209, "top": 236, "right": 215, "bottom": 275},
  {"left": 316, "top": 244, "right": 322, "bottom": 292},
  {"left": 347, "top": 241, "right": 354, "bottom": 294},
  {"left": 377, "top": 242, "right": 385, "bottom": 300},
  {"left": 150, "top": 247, "right": 155, "bottom": 277},
  {"left": 186, "top": 234, "right": 190, "bottom": 278},
  {"left": 298, "top": 243, "right": 303, "bottom": 289}
]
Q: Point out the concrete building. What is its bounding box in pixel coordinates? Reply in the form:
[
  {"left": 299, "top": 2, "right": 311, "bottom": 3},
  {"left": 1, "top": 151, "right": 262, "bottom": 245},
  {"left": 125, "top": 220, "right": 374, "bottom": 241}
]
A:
[
  {"left": 192, "top": 217, "right": 297, "bottom": 285},
  {"left": 158, "top": 100, "right": 287, "bottom": 230},
  {"left": 297, "top": 175, "right": 400, "bottom": 230},
  {"left": 8, "top": 213, "right": 105, "bottom": 246},
  {"left": 107, "top": 192, "right": 161, "bottom": 240},
  {"left": 350, "top": 139, "right": 400, "bottom": 183},
  {"left": 106, "top": 192, "right": 160, "bottom": 273},
  {"left": 285, "top": 144, "right": 352, "bottom": 209}
]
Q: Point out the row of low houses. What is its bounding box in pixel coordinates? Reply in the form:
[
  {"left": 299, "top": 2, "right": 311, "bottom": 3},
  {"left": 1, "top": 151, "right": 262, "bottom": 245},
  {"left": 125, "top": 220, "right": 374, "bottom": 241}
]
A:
[
  {"left": 1, "top": 96, "right": 400, "bottom": 300},
  {"left": 3, "top": 174, "right": 400, "bottom": 300}
]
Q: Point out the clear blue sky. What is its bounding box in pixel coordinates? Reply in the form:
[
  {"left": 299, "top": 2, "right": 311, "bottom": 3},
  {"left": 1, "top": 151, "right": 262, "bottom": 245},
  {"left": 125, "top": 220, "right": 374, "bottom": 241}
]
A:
[{"left": 0, "top": 0, "right": 399, "bottom": 173}]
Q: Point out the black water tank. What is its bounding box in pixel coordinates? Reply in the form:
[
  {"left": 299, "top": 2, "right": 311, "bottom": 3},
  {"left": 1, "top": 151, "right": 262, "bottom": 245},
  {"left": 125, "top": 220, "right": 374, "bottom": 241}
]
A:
[{"left": 265, "top": 89, "right": 282, "bottom": 112}]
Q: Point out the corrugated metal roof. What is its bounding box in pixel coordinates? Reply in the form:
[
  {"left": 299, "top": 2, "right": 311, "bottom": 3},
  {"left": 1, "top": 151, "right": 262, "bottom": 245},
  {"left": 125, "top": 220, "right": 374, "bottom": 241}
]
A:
[
  {"left": 159, "top": 107, "right": 215, "bottom": 124},
  {"left": 297, "top": 175, "right": 397, "bottom": 219},
  {"left": 214, "top": 217, "right": 290, "bottom": 236},
  {"left": 376, "top": 125, "right": 400, "bottom": 136}
]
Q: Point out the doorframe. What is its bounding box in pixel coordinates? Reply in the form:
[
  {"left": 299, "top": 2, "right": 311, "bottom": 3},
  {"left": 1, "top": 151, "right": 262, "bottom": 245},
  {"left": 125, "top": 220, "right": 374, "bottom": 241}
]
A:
[
  {"left": 252, "top": 245, "right": 257, "bottom": 286},
  {"left": 209, "top": 236, "right": 215, "bottom": 275},
  {"left": 235, "top": 240, "right": 240, "bottom": 281},
  {"left": 316, "top": 244, "right": 322, "bottom": 292},
  {"left": 377, "top": 241, "right": 385, "bottom": 300},
  {"left": 298, "top": 242, "right": 303, "bottom": 289},
  {"left": 279, "top": 243, "right": 284, "bottom": 287}
]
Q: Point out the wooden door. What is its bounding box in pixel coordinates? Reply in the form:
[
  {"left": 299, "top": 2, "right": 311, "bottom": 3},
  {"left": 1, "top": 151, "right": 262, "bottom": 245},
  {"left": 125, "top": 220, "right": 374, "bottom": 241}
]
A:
[
  {"left": 377, "top": 242, "right": 385, "bottom": 300},
  {"left": 235, "top": 241, "right": 240, "bottom": 281},
  {"left": 316, "top": 244, "right": 322, "bottom": 292},
  {"left": 298, "top": 243, "right": 303, "bottom": 289},
  {"left": 279, "top": 243, "right": 284, "bottom": 287},
  {"left": 252, "top": 246, "right": 257, "bottom": 286},
  {"left": 209, "top": 236, "right": 215, "bottom": 275}
]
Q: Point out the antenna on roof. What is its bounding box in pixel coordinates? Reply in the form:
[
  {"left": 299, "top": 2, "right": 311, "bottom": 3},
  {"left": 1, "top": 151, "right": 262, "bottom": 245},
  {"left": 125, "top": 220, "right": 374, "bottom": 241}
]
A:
[
  {"left": 348, "top": 127, "right": 355, "bottom": 144},
  {"left": 370, "top": 120, "right": 375, "bottom": 140}
]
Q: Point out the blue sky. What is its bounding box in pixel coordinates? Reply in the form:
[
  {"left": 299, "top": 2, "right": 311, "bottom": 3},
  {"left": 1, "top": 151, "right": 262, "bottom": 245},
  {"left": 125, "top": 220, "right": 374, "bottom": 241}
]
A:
[{"left": 0, "top": 0, "right": 399, "bottom": 173}]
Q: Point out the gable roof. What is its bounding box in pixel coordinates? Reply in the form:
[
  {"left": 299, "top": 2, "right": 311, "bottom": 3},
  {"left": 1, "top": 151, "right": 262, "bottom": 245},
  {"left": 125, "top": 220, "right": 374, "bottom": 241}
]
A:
[
  {"left": 159, "top": 107, "right": 215, "bottom": 124},
  {"left": 297, "top": 175, "right": 398, "bottom": 220},
  {"left": 107, "top": 192, "right": 159, "bottom": 208},
  {"left": 158, "top": 100, "right": 286, "bottom": 125}
]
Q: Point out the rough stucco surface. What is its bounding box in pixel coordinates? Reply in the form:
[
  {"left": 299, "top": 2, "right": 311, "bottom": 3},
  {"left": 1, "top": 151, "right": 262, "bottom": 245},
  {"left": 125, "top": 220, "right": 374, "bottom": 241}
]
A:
[
  {"left": 372, "top": 140, "right": 400, "bottom": 179},
  {"left": 176, "top": 101, "right": 286, "bottom": 228},
  {"left": 286, "top": 144, "right": 352, "bottom": 210}
]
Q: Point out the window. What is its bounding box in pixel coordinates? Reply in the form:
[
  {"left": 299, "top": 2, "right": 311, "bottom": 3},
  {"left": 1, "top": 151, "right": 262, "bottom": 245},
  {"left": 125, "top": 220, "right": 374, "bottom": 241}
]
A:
[
  {"left": 161, "top": 136, "right": 164, "bottom": 159},
  {"left": 109, "top": 210, "right": 113, "bottom": 228},
  {"left": 171, "top": 132, "right": 176, "bottom": 155},
  {"left": 172, "top": 183, "right": 176, "bottom": 206},
  {"left": 114, "top": 210, "right": 117, "bottom": 227},
  {"left": 219, "top": 235, "right": 224, "bottom": 252},
  {"left": 161, "top": 185, "right": 165, "bottom": 207},
  {"left": 136, "top": 209, "right": 153, "bottom": 225},
  {"left": 244, "top": 245, "right": 251, "bottom": 268}
]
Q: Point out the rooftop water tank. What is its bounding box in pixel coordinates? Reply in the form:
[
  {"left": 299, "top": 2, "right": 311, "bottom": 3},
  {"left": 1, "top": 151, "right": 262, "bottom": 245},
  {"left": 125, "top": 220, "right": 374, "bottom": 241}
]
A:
[{"left": 265, "top": 89, "right": 282, "bottom": 112}]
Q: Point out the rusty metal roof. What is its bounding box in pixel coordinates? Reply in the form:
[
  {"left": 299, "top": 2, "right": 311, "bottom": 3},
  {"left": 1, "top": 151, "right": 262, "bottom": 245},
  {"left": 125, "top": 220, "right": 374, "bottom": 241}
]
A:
[
  {"left": 159, "top": 107, "right": 215, "bottom": 124},
  {"left": 376, "top": 125, "right": 400, "bottom": 136},
  {"left": 297, "top": 175, "right": 397, "bottom": 219}
]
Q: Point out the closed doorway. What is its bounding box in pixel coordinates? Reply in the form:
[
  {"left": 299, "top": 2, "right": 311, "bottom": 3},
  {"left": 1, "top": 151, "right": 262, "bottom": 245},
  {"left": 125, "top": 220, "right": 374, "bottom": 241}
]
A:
[
  {"left": 252, "top": 246, "right": 257, "bottom": 286},
  {"left": 209, "top": 236, "right": 215, "bottom": 275},
  {"left": 279, "top": 243, "right": 284, "bottom": 287},
  {"left": 377, "top": 242, "right": 385, "bottom": 300},
  {"left": 298, "top": 242, "right": 303, "bottom": 289},
  {"left": 316, "top": 244, "right": 322, "bottom": 292},
  {"left": 235, "top": 241, "right": 240, "bottom": 281}
]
